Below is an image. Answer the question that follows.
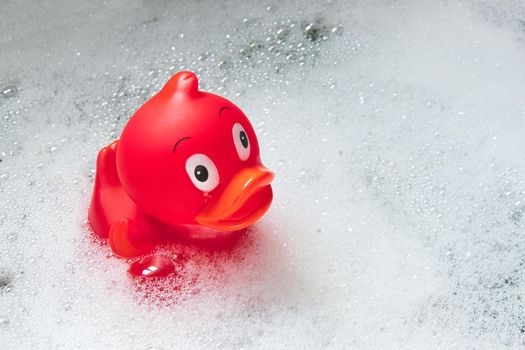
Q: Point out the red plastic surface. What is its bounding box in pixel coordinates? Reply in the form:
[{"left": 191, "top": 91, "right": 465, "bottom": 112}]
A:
[
  {"left": 128, "top": 255, "right": 175, "bottom": 278},
  {"left": 88, "top": 71, "right": 274, "bottom": 260}
]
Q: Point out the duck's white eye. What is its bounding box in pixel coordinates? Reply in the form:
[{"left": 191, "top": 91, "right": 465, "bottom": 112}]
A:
[
  {"left": 232, "top": 123, "right": 250, "bottom": 161},
  {"left": 185, "top": 154, "right": 219, "bottom": 192}
]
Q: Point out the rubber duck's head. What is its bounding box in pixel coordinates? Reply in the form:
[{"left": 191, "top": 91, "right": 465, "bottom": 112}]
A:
[{"left": 116, "top": 72, "right": 274, "bottom": 232}]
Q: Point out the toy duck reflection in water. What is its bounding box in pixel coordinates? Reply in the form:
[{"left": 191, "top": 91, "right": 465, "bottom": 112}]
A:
[{"left": 88, "top": 72, "right": 274, "bottom": 270}]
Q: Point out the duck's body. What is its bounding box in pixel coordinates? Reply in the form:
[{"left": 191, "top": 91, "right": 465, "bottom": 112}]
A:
[
  {"left": 88, "top": 72, "right": 274, "bottom": 259},
  {"left": 89, "top": 140, "right": 160, "bottom": 256}
]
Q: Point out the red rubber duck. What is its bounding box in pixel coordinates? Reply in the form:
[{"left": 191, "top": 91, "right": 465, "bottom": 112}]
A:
[{"left": 88, "top": 71, "right": 274, "bottom": 263}]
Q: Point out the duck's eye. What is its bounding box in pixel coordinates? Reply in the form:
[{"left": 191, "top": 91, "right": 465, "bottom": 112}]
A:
[
  {"left": 185, "top": 154, "right": 219, "bottom": 192},
  {"left": 240, "top": 131, "right": 248, "bottom": 148},
  {"left": 194, "top": 165, "right": 208, "bottom": 182},
  {"left": 232, "top": 123, "right": 250, "bottom": 160}
]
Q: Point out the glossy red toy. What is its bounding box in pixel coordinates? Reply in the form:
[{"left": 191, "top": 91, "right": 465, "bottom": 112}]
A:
[{"left": 88, "top": 71, "right": 274, "bottom": 259}]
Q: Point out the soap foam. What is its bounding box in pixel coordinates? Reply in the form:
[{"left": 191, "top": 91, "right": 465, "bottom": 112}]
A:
[{"left": 2, "top": 0, "right": 525, "bottom": 348}]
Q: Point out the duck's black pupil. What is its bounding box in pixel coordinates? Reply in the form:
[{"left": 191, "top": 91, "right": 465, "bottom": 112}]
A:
[
  {"left": 194, "top": 165, "right": 208, "bottom": 182},
  {"left": 239, "top": 131, "right": 248, "bottom": 148}
]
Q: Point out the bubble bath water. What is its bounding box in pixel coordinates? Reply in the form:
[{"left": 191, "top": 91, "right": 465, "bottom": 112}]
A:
[{"left": 2, "top": 1, "right": 525, "bottom": 348}]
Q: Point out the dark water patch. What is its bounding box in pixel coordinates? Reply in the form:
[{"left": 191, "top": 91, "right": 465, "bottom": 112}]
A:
[
  {"left": 1, "top": 85, "right": 18, "bottom": 99},
  {"left": 303, "top": 18, "right": 332, "bottom": 42},
  {"left": 0, "top": 272, "right": 12, "bottom": 292}
]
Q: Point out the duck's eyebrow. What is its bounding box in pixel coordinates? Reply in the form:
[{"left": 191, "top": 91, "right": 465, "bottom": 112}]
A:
[
  {"left": 173, "top": 136, "right": 191, "bottom": 152},
  {"left": 219, "top": 106, "right": 230, "bottom": 116}
]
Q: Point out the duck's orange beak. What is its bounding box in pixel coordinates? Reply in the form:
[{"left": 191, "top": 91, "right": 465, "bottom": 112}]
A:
[{"left": 196, "top": 166, "right": 274, "bottom": 231}]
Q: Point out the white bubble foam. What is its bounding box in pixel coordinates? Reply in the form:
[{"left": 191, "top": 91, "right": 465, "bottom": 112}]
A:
[{"left": 2, "top": 0, "right": 525, "bottom": 348}]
